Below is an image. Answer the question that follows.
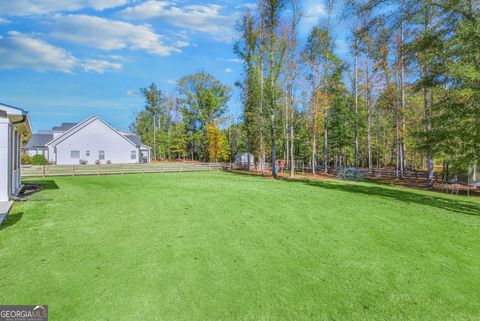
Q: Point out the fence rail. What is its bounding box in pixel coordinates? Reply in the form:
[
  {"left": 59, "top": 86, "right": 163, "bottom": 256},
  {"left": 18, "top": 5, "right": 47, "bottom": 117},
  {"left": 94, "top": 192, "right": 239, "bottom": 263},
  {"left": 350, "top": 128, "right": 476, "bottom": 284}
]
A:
[
  {"left": 22, "top": 163, "right": 223, "bottom": 177},
  {"left": 223, "top": 162, "right": 445, "bottom": 182}
]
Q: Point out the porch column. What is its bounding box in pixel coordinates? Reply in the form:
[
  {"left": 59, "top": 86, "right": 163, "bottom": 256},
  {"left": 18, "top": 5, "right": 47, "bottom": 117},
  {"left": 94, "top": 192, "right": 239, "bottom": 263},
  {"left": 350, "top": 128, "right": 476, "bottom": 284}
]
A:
[
  {"left": 16, "top": 131, "right": 21, "bottom": 192},
  {"left": 0, "top": 114, "right": 10, "bottom": 202},
  {"left": 11, "top": 128, "right": 16, "bottom": 194}
]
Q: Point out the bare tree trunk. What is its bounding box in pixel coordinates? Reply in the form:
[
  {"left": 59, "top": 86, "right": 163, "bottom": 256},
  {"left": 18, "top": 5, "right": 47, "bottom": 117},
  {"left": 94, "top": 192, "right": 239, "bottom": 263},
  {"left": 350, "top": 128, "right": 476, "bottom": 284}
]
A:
[
  {"left": 271, "top": 112, "right": 277, "bottom": 178},
  {"left": 365, "top": 56, "right": 372, "bottom": 169},
  {"left": 323, "top": 113, "right": 328, "bottom": 174},
  {"left": 399, "top": 10, "right": 407, "bottom": 176},
  {"left": 322, "top": 0, "right": 335, "bottom": 174},
  {"left": 422, "top": 8, "right": 434, "bottom": 187},
  {"left": 290, "top": 120, "right": 294, "bottom": 176},
  {"left": 153, "top": 115, "right": 157, "bottom": 161},
  {"left": 377, "top": 105, "right": 382, "bottom": 169},
  {"left": 425, "top": 86, "right": 434, "bottom": 186},
  {"left": 395, "top": 101, "right": 400, "bottom": 178},
  {"left": 289, "top": 0, "right": 299, "bottom": 178},
  {"left": 259, "top": 20, "right": 266, "bottom": 174},
  {"left": 354, "top": 37, "right": 359, "bottom": 167},
  {"left": 284, "top": 95, "right": 289, "bottom": 165},
  {"left": 312, "top": 120, "right": 317, "bottom": 175}
]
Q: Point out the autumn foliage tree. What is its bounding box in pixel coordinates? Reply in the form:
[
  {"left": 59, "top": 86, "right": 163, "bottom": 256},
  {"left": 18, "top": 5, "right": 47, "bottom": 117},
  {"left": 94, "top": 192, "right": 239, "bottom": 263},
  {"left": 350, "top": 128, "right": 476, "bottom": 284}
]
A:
[{"left": 207, "top": 124, "right": 229, "bottom": 162}]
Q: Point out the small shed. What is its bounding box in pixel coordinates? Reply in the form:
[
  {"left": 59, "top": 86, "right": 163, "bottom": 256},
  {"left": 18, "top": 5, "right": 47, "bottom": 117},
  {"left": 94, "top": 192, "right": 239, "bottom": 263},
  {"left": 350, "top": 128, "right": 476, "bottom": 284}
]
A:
[{"left": 235, "top": 153, "right": 254, "bottom": 168}]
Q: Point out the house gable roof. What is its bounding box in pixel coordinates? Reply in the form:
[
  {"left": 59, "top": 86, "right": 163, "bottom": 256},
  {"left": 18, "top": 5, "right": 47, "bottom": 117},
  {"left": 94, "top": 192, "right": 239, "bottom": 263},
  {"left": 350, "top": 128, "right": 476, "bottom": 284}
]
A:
[{"left": 46, "top": 115, "right": 137, "bottom": 148}]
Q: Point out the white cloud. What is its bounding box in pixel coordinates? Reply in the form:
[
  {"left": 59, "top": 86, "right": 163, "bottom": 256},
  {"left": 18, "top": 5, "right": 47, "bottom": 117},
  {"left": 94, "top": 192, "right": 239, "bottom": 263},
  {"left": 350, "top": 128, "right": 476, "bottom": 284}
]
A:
[
  {"left": 218, "top": 58, "right": 241, "bottom": 64},
  {"left": 0, "top": 0, "right": 129, "bottom": 16},
  {"left": 235, "top": 3, "right": 256, "bottom": 10},
  {"left": 119, "top": 1, "right": 236, "bottom": 42},
  {"left": 108, "top": 54, "right": 128, "bottom": 62},
  {"left": 50, "top": 14, "right": 181, "bottom": 56},
  {"left": 89, "top": 0, "right": 129, "bottom": 11},
  {"left": 224, "top": 68, "right": 234, "bottom": 73},
  {"left": 300, "top": 2, "right": 327, "bottom": 34},
  {"left": 173, "top": 40, "right": 190, "bottom": 48},
  {"left": 0, "top": 31, "right": 77, "bottom": 72},
  {"left": 0, "top": 17, "right": 11, "bottom": 24},
  {"left": 167, "top": 79, "right": 176, "bottom": 84},
  {"left": 81, "top": 59, "right": 122, "bottom": 73},
  {"left": 126, "top": 89, "right": 138, "bottom": 96}
]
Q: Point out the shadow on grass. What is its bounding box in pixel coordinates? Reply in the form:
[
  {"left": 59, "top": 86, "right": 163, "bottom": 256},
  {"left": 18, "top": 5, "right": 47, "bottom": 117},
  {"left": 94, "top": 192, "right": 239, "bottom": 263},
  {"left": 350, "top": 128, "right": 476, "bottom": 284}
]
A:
[
  {"left": 0, "top": 212, "right": 23, "bottom": 230},
  {"left": 21, "top": 180, "right": 58, "bottom": 197},
  {"left": 226, "top": 171, "right": 480, "bottom": 216}
]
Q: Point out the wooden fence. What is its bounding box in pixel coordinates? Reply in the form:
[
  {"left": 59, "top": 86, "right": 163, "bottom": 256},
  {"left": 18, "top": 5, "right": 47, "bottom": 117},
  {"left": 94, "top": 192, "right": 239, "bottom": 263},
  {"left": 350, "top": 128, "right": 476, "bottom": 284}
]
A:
[
  {"left": 223, "top": 162, "right": 445, "bottom": 182},
  {"left": 21, "top": 163, "right": 223, "bottom": 177}
]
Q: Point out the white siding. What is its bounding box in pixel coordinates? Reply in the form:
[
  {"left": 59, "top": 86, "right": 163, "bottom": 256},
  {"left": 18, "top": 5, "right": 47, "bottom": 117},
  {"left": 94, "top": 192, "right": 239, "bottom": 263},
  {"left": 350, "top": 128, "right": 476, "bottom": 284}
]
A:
[
  {"left": 48, "top": 146, "right": 55, "bottom": 163},
  {"left": 54, "top": 119, "right": 138, "bottom": 165},
  {"left": 0, "top": 116, "right": 10, "bottom": 202},
  {"left": 0, "top": 116, "right": 23, "bottom": 201},
  {"left": 53, "top": 131, "right": 64, "bottom": 139}
]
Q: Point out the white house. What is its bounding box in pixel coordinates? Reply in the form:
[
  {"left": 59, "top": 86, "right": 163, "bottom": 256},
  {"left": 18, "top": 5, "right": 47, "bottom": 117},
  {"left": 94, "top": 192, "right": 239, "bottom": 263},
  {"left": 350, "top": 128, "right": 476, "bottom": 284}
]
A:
[
  {"left": 0, "top": 103, "right": 32, "bottom": 202},
  {"left": 25, "top": 115, "right": 151, "bottom": 165}
]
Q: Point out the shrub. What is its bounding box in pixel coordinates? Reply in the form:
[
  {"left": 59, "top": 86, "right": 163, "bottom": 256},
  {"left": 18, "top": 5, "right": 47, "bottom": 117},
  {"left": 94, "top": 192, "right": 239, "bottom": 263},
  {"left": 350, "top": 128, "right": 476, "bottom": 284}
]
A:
[
  {"left": 106, "top": 160, "right": 112, "bottom": 165},
  {"left": 31, "top": 154, "right": 48, "bottom": 165},
  {"left": 95, "top": 160, "right": 101, "bottom": 165},
  {"left": 21, "top": 154, "right": 32, "bottom": 165},
  {"left": 79, "top": 159, "right": 88, "bottom": 165}
]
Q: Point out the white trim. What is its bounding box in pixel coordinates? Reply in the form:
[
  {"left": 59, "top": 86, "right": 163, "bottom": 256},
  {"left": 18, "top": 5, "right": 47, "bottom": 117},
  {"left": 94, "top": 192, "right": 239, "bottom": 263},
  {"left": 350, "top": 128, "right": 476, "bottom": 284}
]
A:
[{"left": 45, "top": 115, "right": 97, "bottom": 146}]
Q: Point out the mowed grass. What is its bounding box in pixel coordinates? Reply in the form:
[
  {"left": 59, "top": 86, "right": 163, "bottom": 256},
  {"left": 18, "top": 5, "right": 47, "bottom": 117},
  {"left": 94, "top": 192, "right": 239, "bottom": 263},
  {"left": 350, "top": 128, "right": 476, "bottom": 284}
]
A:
[{"left": 1, "top": 172, "right": 479, "bottom": 321}]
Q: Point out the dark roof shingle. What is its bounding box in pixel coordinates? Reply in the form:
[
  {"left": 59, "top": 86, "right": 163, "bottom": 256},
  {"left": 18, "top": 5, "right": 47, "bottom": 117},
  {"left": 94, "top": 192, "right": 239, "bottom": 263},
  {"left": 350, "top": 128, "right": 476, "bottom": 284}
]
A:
[
  {"left": 25, "top": 134, "right": 53, "bottom": 148},
  {"left": 125, "top": 134, "right": 142, "bottom": 146},
  {"left": 52, "top": 122, "right": 77, "bottom": 131}
]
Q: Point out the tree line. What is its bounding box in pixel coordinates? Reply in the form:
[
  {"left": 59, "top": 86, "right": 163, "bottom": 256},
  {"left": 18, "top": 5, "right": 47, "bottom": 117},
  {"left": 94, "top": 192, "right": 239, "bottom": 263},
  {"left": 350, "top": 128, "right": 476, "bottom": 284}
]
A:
[{"left": 131, "top": 0, "right": 479, "bottom": 184}]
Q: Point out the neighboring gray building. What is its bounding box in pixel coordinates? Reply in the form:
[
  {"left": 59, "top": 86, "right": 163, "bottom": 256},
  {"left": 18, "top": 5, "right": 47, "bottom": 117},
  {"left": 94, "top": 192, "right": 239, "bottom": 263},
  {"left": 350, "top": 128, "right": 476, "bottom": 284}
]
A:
[{"left": 25, "top": 115, "right": 151, "bottom": 165}]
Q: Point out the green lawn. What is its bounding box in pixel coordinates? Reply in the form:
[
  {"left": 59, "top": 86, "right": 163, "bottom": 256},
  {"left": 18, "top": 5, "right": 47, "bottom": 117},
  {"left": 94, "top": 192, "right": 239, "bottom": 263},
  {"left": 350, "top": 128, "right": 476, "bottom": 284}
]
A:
[{"left": 1, "top": 172, "right": 479, "bottom": 321}]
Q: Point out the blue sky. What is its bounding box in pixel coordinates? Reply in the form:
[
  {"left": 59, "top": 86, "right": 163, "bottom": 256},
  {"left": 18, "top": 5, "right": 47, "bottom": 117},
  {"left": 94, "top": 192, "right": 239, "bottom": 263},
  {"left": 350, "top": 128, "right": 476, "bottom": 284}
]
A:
[{"left": 0, "top": 0, "right": 349, "bottom": 132}]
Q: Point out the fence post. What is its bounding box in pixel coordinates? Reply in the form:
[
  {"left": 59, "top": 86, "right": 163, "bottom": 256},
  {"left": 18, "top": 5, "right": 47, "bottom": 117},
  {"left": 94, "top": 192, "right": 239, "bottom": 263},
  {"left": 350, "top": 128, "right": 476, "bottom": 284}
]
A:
[
  {"left": 179, "top": 163, "right": 181, "bottom": 173},
  {"left": 72, "top": 165, "right": 75, "bottom": 176},
  {"left": 195, "top": 164, "right": 197, "bottom": 172},
  {"left": 302, "top": 163, "right": 305, "bottom": 175},
  {"left": 122, "top": 164, "right": 124, "bottom": 175},
  {"left": 42, "top": 165, "right": 46, "bottom": 178},
  {"left": 209, "top": 163, "right": 212, "bottom": 171}
]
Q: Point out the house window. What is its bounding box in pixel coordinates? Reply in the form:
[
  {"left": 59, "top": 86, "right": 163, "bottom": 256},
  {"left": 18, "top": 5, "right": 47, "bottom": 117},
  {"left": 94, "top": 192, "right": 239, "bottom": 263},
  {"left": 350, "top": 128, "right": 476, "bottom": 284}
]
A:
[
  {"left": 86, "top": 150, "right": 90, "bottom": 157},
  {"left": 99, "top": 150, "right": 105, "bottom": 160},
  {"left": 131, "top": 150, "right": 136, "bottom": 160},
  {"left": 71, "top": 150, "right": 80, "bottom": 158}
]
